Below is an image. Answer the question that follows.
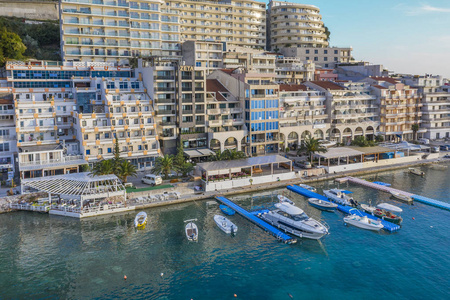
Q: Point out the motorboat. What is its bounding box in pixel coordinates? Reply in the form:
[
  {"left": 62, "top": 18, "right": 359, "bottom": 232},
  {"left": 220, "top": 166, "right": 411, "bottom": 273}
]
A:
[
  {"left": 258, "top": 202, "right": 329, "bottom": 240},
  {"left": 377, "top": 202, "right": 403, "bottom": 213},
  {"left": 324, "top": 189, "right": 358, "bottom": 207},
  {"left": 134, "top": 212, "right": 148, "bottom": 228},
  {"left": 308, "top": 198, "right": 338, "bottom": 212},
  {"left": 214, "top": 215, "right": 238, "bottom": 234},
  {"left": 409, "top": 168, "right": 425, "bottom": 176},
  {"left": 299, "top": 184, "right": 317, "bottom": 192},
  {"left": 371, "top": 208, "right": 403, "bottom": 225},
  {"left": 343, "top": 215, "right": 384, "bottom": 231},
  {"left": 220, "top": 204, "right": 235, "bottom": 216},
  {"left": 277, "top": 194, "right": 294, "bottom": 204},
  {"left": 184, "top": 219, "right": 198, "bottom": 241},
  {"left": 360, "top": 204, "right": 377, "bottom": 214},
  {"left": 389, "top": 191, "right": 413, "bottom": 203}
]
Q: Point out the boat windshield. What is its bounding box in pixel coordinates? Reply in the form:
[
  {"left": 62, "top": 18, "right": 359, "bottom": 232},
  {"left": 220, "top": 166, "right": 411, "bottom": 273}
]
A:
[{"left": 277, "top": 210, "right": 309, "bottom": 221}]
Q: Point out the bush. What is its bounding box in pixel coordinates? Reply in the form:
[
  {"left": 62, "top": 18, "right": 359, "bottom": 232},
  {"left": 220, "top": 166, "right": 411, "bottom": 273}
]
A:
[{"left": 285, "top": 147, "right": 290, "bottom": 153}]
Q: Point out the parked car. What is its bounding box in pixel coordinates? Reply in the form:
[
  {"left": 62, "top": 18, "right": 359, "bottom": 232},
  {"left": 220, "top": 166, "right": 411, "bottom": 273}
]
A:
[
  {"left": 431, "top": 146, "right": 440, "bottom": 153},
  {"left": 439, "top": 145, "right": 448, "bottom": 151},
  {"left": 418, "top": 138, "right": 430, "bottom": 145},
  {"left": 295, "top": 160, "right": 312, "bottom": 169},
  {"left": 142, "top": 174, "right": 163, "bottom": 186}
]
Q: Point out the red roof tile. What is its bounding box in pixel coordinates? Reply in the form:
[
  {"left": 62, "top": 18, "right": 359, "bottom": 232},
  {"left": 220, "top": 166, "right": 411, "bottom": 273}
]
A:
[
  {"left": 370, "top": 76, "right": 398, "bottom": 84},
  {"left": 206, "top": 79, "right": 229, "bottom": 101},
  {"left": 309, "top": 81, "right": 345, "bottom": 90},
  {"left": 372, "top": 84, "right": 388, "bottom": 90},
  {"left": 279, "top": 84, "right": 308, "bottom": 92}
]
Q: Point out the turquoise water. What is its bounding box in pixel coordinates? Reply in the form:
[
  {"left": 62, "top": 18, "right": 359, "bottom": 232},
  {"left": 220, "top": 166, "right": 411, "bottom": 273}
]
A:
[{"left": 1, "top": 164, "right": 450, "bottom": 299}]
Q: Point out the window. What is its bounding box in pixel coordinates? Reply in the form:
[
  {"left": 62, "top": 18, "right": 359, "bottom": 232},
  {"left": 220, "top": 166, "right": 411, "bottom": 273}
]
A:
[
  {"left": 334, "top": 50, "right": 338, "bottom": 54},
  {"left": 0, "top": 142, "right": 10, "bottom": 152},
  {"left": 306, "top": 50, "right": 310, "bottom": 54},
  {"left": 107, "top": 148, "right": 112, "bottom": 153},
  {"left": 86, "top": 149, "right": 90, "bottom": 155},
  {"left": 98, "top": 148, "right": 103, "bottom": 155},
  {"left": 314, "top": 50, "right": 318, "bottom": 54},
  {"left": 314, "top": 57, "right": 318, "bottom": 61},
  {"left": 196, "top": 62, "right": 201, "bottom": 67},
  {"left": 324, "top": 50, "right": 328, "bottom": 54}
]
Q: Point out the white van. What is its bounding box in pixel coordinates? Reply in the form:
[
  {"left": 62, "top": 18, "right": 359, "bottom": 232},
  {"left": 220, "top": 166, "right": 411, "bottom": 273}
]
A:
[
  {"left": 418, "top": 138, "right": 430, "bottom": 145},
  {"left": 142, "top": 174, "right": 163, "bottom": 186}
]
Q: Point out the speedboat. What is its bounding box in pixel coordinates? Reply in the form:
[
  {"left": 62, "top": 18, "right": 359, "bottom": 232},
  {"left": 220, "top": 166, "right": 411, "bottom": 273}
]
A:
[
  {"left": 343, "top": 215, "right": 384, "bottom": 231},
  {"left": 134, "top": 212, "right": 148, "bottom": 228},
  {"left": 377, "top": 203, "right": 403, "bottom": 213},
  {"left": 214, "top": 215, "right": 238, "bottom": 234},
  {"left": 409, "top": 168, "right": 425, "bottom": 176},
  {"left": 220, "top": 204, "right": 235, "bottom": 216},
  {"left": 372, "top": 208, "right": 403, "bottom": 225},
  {"left": 308, "top": 198, "right": 338, "bottom": 212},
  {"left": 184, "top": 219, "right": 198, "bottom": 241},
  {"left": 299, "top": 184, "right": 317, "bottom": 192},
  {"left": 277, "top": 194, "right": 294, "bottom": 204},
  {"left": 324, "top": 189, "right": 357, "bottom": 206},
  {"left": 390, "top": 191, "right": 413, "bottom": 203},
  {"left": 259, "top": 202, "right": 329, "bottom": 240},
  {"left": 360, "top": 204, "right": 377, "bottom": 214}
]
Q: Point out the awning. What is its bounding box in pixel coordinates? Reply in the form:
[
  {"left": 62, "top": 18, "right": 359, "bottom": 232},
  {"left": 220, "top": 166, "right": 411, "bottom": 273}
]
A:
[{"left": 184, "top": 148, "right": 215, "bottom": 158}]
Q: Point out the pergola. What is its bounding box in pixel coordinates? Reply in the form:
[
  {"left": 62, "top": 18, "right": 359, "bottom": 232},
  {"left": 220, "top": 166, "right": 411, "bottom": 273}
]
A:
[
  {"left": 314, "top": 147, "right": 364, "bottom": 167},
  {"left": 21, "top": 172, "right": 126, "bottom": 205},
  {"left": 196, "top": 155, "right": 293, "bottom": 182},
  {"left": 382, "top": 141, "right": 431, "bottom": 156},
  {"left": 347, "top": 146, "right": 394, "bottom": 162}
]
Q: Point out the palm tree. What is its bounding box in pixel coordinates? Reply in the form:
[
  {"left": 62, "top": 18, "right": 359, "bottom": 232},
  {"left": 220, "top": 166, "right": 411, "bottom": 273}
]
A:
[
  {"left": 117, "top": 160, "right": 137, "bottom": 183},
  {"left": 225, "top": 149, "right": 246, "bottom": 160},
  {"left": 299, "top": 137, "right": 328, "bottom": 164},
  {"left": 152, "top": 154, "right": 176, "bottom": 179},
  {"left": 411, "top": 124, "right": 419, "bottom": 142},
  {"left": 91, "top": 159, "right": 115, "bottom": 176},
  {"left": 212, "top": 150, "right": 228, "bottom": 161}
]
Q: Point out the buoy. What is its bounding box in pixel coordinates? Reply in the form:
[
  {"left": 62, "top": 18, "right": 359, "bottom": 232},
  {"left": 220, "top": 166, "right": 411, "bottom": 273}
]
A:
[
  {"left": 124, "top": 275, "right": 127, "bottom": 280},
  {"left": 160, "top": 273, "right": 164, "bottom": 277},
  {"left": 412, "top": 217, "right": 415, "bottom": 220},
  {"left": 234, "top": 294, "right": 237, "bottom": 298},
  {"left": 288, "top": 292, "right": 294, "bottom": 299}
]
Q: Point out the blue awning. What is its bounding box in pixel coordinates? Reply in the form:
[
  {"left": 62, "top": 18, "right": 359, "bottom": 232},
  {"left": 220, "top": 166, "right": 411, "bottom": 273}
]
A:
[{"left": 342, "top": 190, "right": 353, "bottom": 194}]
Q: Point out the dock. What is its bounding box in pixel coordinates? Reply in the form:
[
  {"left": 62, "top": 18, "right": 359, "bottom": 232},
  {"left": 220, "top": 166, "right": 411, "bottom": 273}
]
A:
[
  {"left": 215, "top": 196, "right": 297, "bottom": 244},
  {"left": 287, "top": 185, "right": 401, "bottom": 232},
  {"left": 340, "top": 177, "right": 450, "bottom": 211}
]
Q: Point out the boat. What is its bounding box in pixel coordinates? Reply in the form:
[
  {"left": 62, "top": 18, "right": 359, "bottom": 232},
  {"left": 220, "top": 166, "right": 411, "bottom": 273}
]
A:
[
  {"left": 184, "top": 219, "right": 198, "bottom": 241},
  {"left": 360, "top": 204, "right": 377, "bottom": 214},
  {"left": 299, "top": 184, "right": 317, "bottom": 192},
  {"left": 323, "top": 189, "right": 358, "bottom": 207},
  {"left": 372, "top": 208, "right": 403, "bottom": 225},
  {"left": 409, "top": 168, "right": 425, "bottom": 176},
  {"left": 390, "top": 191, "right": 413, "bottom": 203},
  {"left": 258, "top": 202, "right": 329, "bottom": 240},
  {"left": 220, "top": 204, "right": 235, "bottom": 216},
  {"left": 214, "top": 215, "right": 238, "bottom": 234},
  {"left": 429, "top": 164, "right": 448, "bottom": 170},
  {"left": 308, "top": 198, "right": 338, "bottom": 212},
  {"left": 343, "top": 215, "right": 384, "bottom": 231},
  {"left": 277, "top": 194, "right": 294, "bottom": 204},
  {"left": 134, "top": 212, "right": 148, "bottom": 228},
  {"left": 378, "top": 202, "right": 403, "bottom": 213}
]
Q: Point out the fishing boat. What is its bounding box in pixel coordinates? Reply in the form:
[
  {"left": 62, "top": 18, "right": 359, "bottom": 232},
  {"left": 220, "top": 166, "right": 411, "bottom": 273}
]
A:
[
  {"left": 134, "top": 212, "right": 148, "bottom": 228},
  {"left": 343, "top": 215, "right": 384, "bottom": 231},
  {"left": 214, "top": 215, "right": 238, "bottom": 234},
  {"left": 219, "top": 204, "right": 235, "bottom": 216},
  {"left": 360, "top": 204, "right": 377, "bottom": 214},
  {"left": 390, "top": 191, "right": 413, "bottom": 203},
  {"left": 409, "top": 168, "right": 425, "bottom": 176},
  {"left": 258, "top": 202, "right": 329, "bottom": 240},
  {"left": 277, "top": 194, "right": 294, "bottom": 204},
  {"left": 372, "top": 208, "right": 403, "bottom": 225},
  {"left": 184, "top": 219, "right": 198, "bottom": 241},
  {"left": 323, "top": 189, "right": 358, "bottom": 206},
  {"left": 308, "top": 198, "right": 338, "bottom": 212},
  {"left": 299, "top": 184, "right": 317, "bottom": 192},
  {"left": 377, "top": 203, "right": 403, "bottom": 213}
]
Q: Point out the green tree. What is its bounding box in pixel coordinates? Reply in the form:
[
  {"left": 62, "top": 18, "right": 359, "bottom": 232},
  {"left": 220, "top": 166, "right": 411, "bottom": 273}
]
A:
[
  {"left": 411, "top": 123, "right": 419, "bottom": 141},
  {"left": 117, "top": 160, "right": 137, "bottom": 183},
  {"left": 174, "top": 143, "right": 186, "bottom": 174},
  {"left": 213, "top": 149, "right": 229, "bottom": 161},
  {"left": 351, "top": 136, "right": 376, "bottom": 147},
  {"left": 298, "top": 137, "right": 328, "bottom": 164},
  {"left": 179, "top": 162, "right": 194, "bottom": 177},
  {"left": 91, "top": 159, "right": 115, "bottom": 176},
  {"left": 375, "top": 135, "right": 384, "bottom": 143},
  {"left": 324, "top": 26, "right": 331, "bottom": 42},
  {"left": 80, "top": 164, "right": 90, "bottom": 172},
  {"left": 152, "top": 154, "right": 176, "bottom": 179},
  {"left": 112, "top": 138, "right": 123, "bottom": 173},
  {"left": 0, "top": 28, "right": 26, "bottom": 66},
  {"left": 225, "top": 149, "right": 246, "bottom": 160}
]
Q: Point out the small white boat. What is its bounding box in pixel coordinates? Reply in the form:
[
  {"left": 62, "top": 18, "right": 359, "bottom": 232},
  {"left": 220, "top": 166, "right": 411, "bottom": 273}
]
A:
[
  {"left": 360, "top": 204, "right": 377, "bottom": 214},
  {"left": 214, "top": 215, "right": 238, "bottom": 234},
  {"left": 277, "top": 194, "right": 294, "bottom": 204},
  {"left": 324, "top": 189, "right": 357, "bottom": 206},
  {"left": 184, "top": 219, "right": 198, "bottom": 241},
  {"left": 308, "top": 198, "right": 338, "bottom": 211},
  {"left": 377, "top": 203, "right": 403, "bottom": 213},
  {"left": 134, "top": 212, "right": 148, "bottom": 228},
  {"left": 344, "top": 215, "right": 384, "bottom": 231},
  {"left": 409, "top": 168, "right": 425, "bottom": 176},
  {"left": 299, "top": 184, "right": 317, "bottom": 192},
  {"left": 389, "top": 191, "right": 413, "bottom": 203}
]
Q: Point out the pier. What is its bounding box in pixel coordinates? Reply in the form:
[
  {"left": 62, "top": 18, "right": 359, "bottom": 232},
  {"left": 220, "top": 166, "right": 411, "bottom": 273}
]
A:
[
  {"left": 287, "top": 185, "right": 401, "bottom": 232},
  {"left": 215, "top": 196, "right": 297, "bottom": 244},
  {"left": 340, "top": 177, "right": 450, "bottom": 211}
]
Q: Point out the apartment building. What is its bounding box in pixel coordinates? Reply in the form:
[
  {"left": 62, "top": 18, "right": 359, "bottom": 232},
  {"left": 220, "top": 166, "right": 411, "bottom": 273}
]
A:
[
  {"left": 222, "top": 46, "right": 276, "bottom": 74},
  {"left": 138, "top": 57, "right": 207, "bottom": 154},
  {"left": 60, "top": 0, "right": 181, "bottom": 63},
  {"left": 281, "top": 46, "right": 353, "bottom": 69},
  {"left": 304, "top": 81, "right": 379, "bottom": 144},
  {"left": 363, "top": 77, "right": 424, "bottom": 142},
  {"left": 4, "top": 60, "right": 160, "bottom": 178},
  {"left": 0, "top": 87, "right": 16, "bottom": 181},
  {"left": 267, "top": 1, "right": 328, "bottom": 51},
  {"left": 275, "top": 56, "right": 314, "bottom": 84},
  {"left": 181, "top": 40, "right": 223, "bottom": 74}
]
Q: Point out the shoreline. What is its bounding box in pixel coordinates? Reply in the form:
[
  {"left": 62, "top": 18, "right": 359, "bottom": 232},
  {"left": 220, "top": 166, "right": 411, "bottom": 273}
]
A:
[{"left": 1, "top": 157, "right": 448, "bottom": 216}]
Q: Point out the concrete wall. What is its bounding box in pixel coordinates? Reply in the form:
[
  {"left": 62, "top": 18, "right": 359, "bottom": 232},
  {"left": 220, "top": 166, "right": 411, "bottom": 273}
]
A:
[{"left": 0, "top": 1, "right": 58, "bottom": 20}]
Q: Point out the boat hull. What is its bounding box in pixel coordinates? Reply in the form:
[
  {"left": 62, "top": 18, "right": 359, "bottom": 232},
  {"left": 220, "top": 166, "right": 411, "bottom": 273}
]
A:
[
  {"left": 323, "top": 191, "right": 352, "bottom": 206},
  {"left": 344, "top": 216, "right": 383, "bottom": 231},
  {"left": 185, "top": 222, "right": 198, "bottom": 241},
  {"left": 214, "top": 215, "right": 237, "bottom": 234},
  {"left": 134, "top": 212, "right": 148, "bottom": 228},
  {"left": 260, "top": 213, "right": 328, "bottom": 240},
  {"left": 308, "top": 198, "right": 337, "bottom": 212},
  {"left": 220, "top": 205, "right": 235, "bottom": 216}
]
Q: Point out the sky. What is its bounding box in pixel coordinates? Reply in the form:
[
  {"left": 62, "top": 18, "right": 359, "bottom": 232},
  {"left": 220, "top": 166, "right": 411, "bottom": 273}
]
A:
[{"left": 293, "top": 0, "right": 450, "bottom": 78}]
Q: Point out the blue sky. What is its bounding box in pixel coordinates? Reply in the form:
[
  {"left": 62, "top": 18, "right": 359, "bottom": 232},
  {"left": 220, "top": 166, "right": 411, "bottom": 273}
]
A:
[{"left": 295, "top": 0, "right": 450, "bottom": 78}]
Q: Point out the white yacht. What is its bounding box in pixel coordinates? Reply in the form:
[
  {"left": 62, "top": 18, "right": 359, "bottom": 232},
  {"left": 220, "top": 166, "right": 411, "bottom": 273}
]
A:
[
  {"left": 258, "top": 202, "right": 329, "bottom": 240},
  {"left": 324, "top": 189, "right": 357, "bottom": 206}
]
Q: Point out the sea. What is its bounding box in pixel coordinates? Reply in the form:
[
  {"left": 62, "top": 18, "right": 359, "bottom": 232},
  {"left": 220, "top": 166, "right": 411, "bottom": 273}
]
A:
[{"left": 1, "top": 163, "right": 449, "bottom": 300}]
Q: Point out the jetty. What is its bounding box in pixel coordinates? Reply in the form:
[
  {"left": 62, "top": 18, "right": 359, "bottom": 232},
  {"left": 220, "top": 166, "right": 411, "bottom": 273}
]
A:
[
  {"left": 215, "top": 196, "right": 297, "bottom": 244},
  {"left": 287, "top": 185, "right": 401, "bottom": 232},
  {"left": 339, "top": 177, "right": 450, "bottom": 211}
]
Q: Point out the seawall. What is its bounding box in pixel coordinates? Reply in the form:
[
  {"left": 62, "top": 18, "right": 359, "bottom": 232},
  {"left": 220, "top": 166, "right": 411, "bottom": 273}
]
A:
[{"left": 0, "top": 0, "right": 59, "bottom": 20}]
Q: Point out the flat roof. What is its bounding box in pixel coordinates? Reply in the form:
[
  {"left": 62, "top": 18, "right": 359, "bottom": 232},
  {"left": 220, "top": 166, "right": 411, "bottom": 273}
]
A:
[
  {"left": 347, "top": 146, "right": 394, "bottom": 155},
  {"left": 314, "top": 147, "right": 364, "bottom": 159},
  {"left": 184, "top": 148, "right": 215, "bottom": 158},
  {"left": 197, "top": 155, "right": 291, "bottom": 172}
]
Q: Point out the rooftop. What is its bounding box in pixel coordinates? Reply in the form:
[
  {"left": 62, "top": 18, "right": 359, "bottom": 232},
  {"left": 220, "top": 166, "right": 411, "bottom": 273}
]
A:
[
  {"left": 197, "top": 155, "right": 291, "bottom": 172},
  {"left": 370, "top": 77, "right": 399, "bottom": 84},
  {"left": 314, "top": 147, "right": 364, "bottom": 159},
  {"left": 206, "top": 79, "right": 229, "bottom": 101},
  {"left": 309, "top": 81, "right": 345, "bottom": 90},
  {"left": 279, "top": 84, "right": 308, "bottom": 92}
]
